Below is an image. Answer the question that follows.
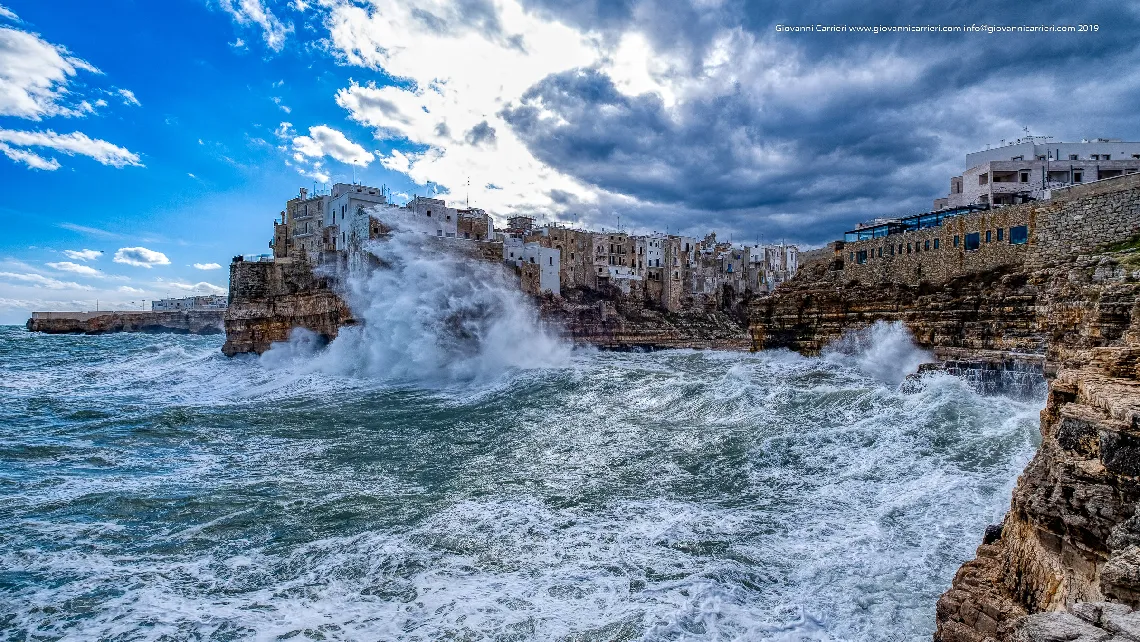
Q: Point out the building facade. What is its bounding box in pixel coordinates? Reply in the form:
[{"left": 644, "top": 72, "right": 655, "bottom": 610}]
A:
[{"left": 936, "top": 138, "right": 1140, "bottom": 209}]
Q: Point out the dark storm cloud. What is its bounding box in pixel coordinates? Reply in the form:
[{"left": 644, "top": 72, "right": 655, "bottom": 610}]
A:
[
  {"left": 505, "top": 0, "right": 1140, "bottom": 245},
  {"left": 465, "top": 120, "right": 497, "bottom": 146}
]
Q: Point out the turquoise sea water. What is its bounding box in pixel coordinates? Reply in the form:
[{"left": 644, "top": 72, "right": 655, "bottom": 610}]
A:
[{"left": 0, "top": 324, "right": 1040, "bottom": 640}]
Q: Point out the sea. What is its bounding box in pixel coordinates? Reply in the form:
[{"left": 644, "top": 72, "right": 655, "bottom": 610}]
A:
[{"left": 0, "top": 225, "right": 1043, "bottom": 641}]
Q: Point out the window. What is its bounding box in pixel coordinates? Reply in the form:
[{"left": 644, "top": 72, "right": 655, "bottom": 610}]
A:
[
  {"left": 965, "top": 232, "right": 980, "bottom": 251},
  {"left": 933, "top": 238, "right": 939, "bottom": 250},
  {"left": 1010, "top": 225, "right": 1028, "bottom": 245},
  {"left": 1019, "top": 171, "right": 1030, "bottom": 183},
  {"left": 1074, "top": 171, "right": 1083, "bottom": 182},
  {"left": 1091, "top": 154, "right": 1100, "bottom": 160},
  {"left": 986, "top": 230, "right": 992, "bottom": 243},
  {"left": 850, "top": 252, "right": 855, "bottom": 261},
  {"left": 1133, "top": 155, "right": 1140, "bottom": 159},
  {"left": 1104, "top": 155, "right": 1112, "bottom": 161},
  {"left": 907, "top": 243, "right": 912, "bottom": 254},
  {"left": 954, "top": 235, "right": 960, "bottom": 247},
  {"left": 427, "top": 210, "right": 432, "bottom": 217},
  {"left": 1068, "top": 154, "right": 1079, "bottom": 160},
  {"left": 979, "top": 173, "right": 989, "bottom": 185},
  {"left": 1011, "top": 155, "right": 1024, "bottom": 161},
  {"left": 924, "top": 240, "right": 930, "bottom": 251},
  {"left": 856, "top": 250, "right": 868, "bottom": 264},
  {"left": 549, "top": 257, "right": 553, "bottom": 266},
  {"left": 997, "top": 228, "right": 1004, "bottom": 241}
]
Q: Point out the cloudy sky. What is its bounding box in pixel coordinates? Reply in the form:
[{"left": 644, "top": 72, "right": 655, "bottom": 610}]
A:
[{"left": 0, "top": 0, "right": 1136, "bottom": 323}]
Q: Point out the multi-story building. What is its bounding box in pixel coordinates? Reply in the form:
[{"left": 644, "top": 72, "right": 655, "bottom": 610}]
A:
[
  {"left": 936, "top": 137, "right": 1140, "bottom": 209},
  {"left": 265, "top": 183, "right": 798, "bottom": 309},
  {"left": 152, "top": 295, "right": 228, "bottom": 311}
]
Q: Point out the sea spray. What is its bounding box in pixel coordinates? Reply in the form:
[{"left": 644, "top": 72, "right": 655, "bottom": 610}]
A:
[
  {"left": 262, "top": 208, "right": 570, "bottom": 383},
  {"left": 822, "top": 320, "right": 934, "bottom": 386}
]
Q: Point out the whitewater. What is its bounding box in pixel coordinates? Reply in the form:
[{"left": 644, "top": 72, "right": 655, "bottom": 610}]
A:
[{"left": 0, "top": 225, "right": 1042, "bottom": 640}]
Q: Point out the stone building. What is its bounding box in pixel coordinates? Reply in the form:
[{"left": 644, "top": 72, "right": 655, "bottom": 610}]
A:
[{"left": 457, "top": 208, "right": 492, "bottom": 240}]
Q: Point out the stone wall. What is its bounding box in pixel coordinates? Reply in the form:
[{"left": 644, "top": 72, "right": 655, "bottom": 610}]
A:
[
  {"left": 838, "top": 205, "right": 1037, "bottom": 286},
  {"left": 1027, "top": 173, "right": 1140, "bottom": 271}
]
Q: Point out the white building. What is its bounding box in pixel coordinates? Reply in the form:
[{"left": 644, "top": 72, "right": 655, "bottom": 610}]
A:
[
  {"left": 152, "top": 295, "right": 227, "bottom": 311},
  {"left": 936, "top": 137, "right": 1140, "bottom": 209},
  {"left": 325, "top": 182, "right": 390, "bottom": 251},
  {"left": 521, "top": 243, "right": 560, "bottom": 296},
  {"left": 404, "top": 196, "right": 459, "bottom": 238}
]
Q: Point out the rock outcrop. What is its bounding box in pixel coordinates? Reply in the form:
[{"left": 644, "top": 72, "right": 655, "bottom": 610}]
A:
[
  {"left": 27, "top": 310, "right": 224, "bottom": 335},
  {"left": 539, "top": 287, "right": 752, "bottom": 350},
  {"left": 221, "top": 257, "right": 354, "bottom": 356}
]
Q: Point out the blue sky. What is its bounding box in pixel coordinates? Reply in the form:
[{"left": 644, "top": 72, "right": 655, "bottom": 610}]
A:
[{"left": 0, "top": 0, "right": 1136, "bottom": 323}]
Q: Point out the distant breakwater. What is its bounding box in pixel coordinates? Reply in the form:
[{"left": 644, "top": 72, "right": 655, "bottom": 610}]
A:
[{"left": 27, "top": 310, "right": 224, "bottom": 335}]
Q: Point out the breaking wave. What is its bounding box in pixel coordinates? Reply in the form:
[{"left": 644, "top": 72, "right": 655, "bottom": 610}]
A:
[
  {"left": 261, "top": 209, "right": 569, "bottom": 385},
  {"left": 823, "top": 320, "right": 934, "bottom": 386}
]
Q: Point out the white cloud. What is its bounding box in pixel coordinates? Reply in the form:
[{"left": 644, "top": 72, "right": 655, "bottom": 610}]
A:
[
  {"left": 0, "top": 271, "right": 87, "bottom": 290},
  {"left": 0, "top": 128, "right": 141, "bottom": 168},
  {"left": 193, "top": 262, "right": 222, "bottom": 270},
  {"left": 230, "top": 37, "right": 246, "bottom": 49},
  {"left": 63, "top": 249, "right": 102, "bottom": 261},
  {"left": 0, "top": 5, "right": 17, "bottom": 21},
  {"left": 219, "top": 0, "right": 290, "bottom": 52},
  {"left": 169, "top": 281, "right": 226, "bottom": 295},
  {"left": 292, "top": 125, "right": 374, "bottom": 166},
  {"left": 323, "top": 0, "right": 601, "bottom": 215},
  {"left": 46, "top": 261, "right": 100, "bottom": 276},
  {"left": 117, "top": 88, "right": 140, "bottom": 106},
  {"left": 0, "top": 25, "right": 100, "bottom": 120},
  {"left": 0, "top": 141, "right": 59, "bottom": 169},
  {"left": 113, "top": 246, "right": 169, "bottom": 268},
  {"left": 272, "top": 96, "right": 290, "bottom": 113},
  {"left": 118, "top": 285, "right": 145, "bottom": 294}
]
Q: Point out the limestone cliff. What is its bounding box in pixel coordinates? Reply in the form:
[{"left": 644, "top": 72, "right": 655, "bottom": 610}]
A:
[
  {"left": 221, "top": 257, "right": 354, "bottom": 356},
  {"left": 27, "top": 310, "right": 224, "bottom": 335},
  {"left": 540, "top": 287, "right": 752, "bottom": 350}
]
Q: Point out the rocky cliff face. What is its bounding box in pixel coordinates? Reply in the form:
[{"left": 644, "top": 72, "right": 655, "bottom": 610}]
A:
[
  {"left": 937, "top": 341, "right": 1140, "bottom": 641},
  {"left": 540, "top": 287, "right": 752, "bottom": 350},
  {"left": 27, "top": 310, "right": 224, "bottom": 335},
  {"left": 222, "top": 258, "right": 354, "bottom": 356}
]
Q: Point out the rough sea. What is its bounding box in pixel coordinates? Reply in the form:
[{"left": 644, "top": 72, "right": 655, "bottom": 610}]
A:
[
  {"left": 1, "top": 227, "right": 1042, "bottom": 641},
  {"left": 0, "top": 322, "right": 1041, "bottom": 641}
]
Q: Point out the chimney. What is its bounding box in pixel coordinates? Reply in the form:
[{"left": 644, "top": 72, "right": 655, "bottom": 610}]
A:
[{"left": 299, "top": 187, "right": 308, "bottom": 200}]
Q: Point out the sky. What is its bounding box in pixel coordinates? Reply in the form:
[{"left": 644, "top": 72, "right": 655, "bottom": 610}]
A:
[{"left": 1, "top": 0, "right": 1138, "bottom": 323}]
